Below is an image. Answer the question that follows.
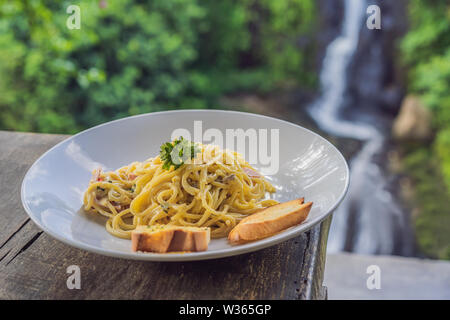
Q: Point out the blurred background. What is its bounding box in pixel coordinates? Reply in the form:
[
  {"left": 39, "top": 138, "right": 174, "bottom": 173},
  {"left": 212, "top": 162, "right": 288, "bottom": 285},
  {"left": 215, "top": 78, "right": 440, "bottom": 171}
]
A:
[{"left": 0, "top": 0, "right": 449, "bottom": 298}]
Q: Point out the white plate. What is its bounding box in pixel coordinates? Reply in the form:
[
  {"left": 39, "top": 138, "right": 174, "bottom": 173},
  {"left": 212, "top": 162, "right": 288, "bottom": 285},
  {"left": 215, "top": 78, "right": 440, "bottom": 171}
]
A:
[{"left": 21, "top": 110, "right": 349, "bottom": 261}]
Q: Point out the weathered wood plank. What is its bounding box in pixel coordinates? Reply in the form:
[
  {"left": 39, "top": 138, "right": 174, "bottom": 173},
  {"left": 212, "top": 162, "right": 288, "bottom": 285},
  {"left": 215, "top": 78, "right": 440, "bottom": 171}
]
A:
[
  {"left": 299, "top": 216, "right": 332, "bottom": 300},
  {"left": 0, "top": 130, "right": 330, "bottom": 300},
  {"left": 0, "top": 131, "right": 67, "bottom": 254},
  {"left": 0, "top": 228, "right": 315, "bottom": 299}
]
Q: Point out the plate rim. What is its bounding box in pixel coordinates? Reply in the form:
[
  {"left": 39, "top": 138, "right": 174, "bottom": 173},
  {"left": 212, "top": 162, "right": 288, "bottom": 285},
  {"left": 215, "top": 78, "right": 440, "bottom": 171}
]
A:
[{"left": 21, "top": 109, "right": 350, "bottom": 261}]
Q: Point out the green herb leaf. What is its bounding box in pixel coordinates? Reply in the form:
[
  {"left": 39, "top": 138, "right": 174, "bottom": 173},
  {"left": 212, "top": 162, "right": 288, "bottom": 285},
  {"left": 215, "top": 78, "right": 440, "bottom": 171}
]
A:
[
  {"left": 159, "top": 137, "right": 200, "bottom": 170},
  {"left": 96, "top": 186, "right": 107, "bottom": 196},
  {"left": 161, "top": 203, "right": 170, "bottom": 213}
]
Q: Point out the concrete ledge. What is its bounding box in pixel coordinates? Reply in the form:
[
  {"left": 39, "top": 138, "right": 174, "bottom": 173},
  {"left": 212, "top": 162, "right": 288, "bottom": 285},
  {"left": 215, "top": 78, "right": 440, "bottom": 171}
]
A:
[{"left": 324, "top": 252, "right": 450, "bottom": 299}]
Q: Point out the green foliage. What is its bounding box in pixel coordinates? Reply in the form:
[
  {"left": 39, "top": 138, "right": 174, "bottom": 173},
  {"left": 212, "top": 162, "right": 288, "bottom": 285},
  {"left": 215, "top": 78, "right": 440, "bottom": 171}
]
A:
[
  {"left": 409, "top": 50, "right": 450, "bottom": 129},
  {"left": 401, "top": 0, "right": 450, "bottom": 187},
  {"left": 401, "top": 0, "right": 450, "bottom": 65},
  {"left": 0, "top": 0, "right": 317, "bottom": 134},
  {"left": 435, "top": 128, "right": 450, "bottom": 192},
  {"left": 412, "top": 50, "right": 450, "bottom": 192},
  {"left": 402, "top": 145, "right": 450, "bottom": 260},
  {"left": 249, "top": 0, "right": 317, "bottom": 86},
  {"left": 159, "top": 137, "right": 200, "bottom": 170},
  {"left": 400, "top": 0, "right": 450, "bottom": 259}
]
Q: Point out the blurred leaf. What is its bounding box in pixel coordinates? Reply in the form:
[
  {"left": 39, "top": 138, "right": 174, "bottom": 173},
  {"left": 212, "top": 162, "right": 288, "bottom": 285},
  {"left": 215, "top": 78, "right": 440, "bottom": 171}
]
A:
[{"left": 0, "top": 0, "right": 317, "bottom": 133}]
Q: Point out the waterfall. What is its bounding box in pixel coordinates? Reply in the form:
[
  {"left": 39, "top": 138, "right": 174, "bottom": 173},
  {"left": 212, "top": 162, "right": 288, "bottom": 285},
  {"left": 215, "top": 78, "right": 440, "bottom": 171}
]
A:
[{"left": 308, "top": 0, "right": 409, "bottom": 254}]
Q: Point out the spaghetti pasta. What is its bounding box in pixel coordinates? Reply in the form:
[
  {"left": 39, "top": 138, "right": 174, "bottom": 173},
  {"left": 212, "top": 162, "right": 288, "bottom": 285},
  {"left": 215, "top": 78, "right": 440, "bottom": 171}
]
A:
[{"left": 83, "top": 140, "right": 278, "bottom": 239}]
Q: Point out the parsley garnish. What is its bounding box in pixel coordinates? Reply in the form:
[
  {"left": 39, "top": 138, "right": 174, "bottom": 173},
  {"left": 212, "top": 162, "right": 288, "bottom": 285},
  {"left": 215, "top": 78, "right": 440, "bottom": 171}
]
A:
[
  {"left": 160, "top": 137, "right": 200, "bottom": 170},
  {"left": 161, "top": 203, "right": 170, "bottom": 213}
]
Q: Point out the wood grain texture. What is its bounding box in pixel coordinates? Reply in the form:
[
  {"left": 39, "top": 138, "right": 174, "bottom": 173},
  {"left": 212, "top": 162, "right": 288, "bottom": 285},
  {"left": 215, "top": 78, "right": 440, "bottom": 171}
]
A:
[{"left": 0, "top": 130, "right": 330, "bottom": 300}]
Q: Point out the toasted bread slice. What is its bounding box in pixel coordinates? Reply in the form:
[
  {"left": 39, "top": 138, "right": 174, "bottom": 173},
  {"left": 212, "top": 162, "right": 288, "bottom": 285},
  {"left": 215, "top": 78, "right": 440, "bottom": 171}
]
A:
[
  {"left": 168, "top": 226, "right": 211, "bottom": 252},
  {"left": 228, "top": 198, "right": 312, "bottom": 245},
  {"left": 131, "top": 225, "right": 210, "bottom": 253}
]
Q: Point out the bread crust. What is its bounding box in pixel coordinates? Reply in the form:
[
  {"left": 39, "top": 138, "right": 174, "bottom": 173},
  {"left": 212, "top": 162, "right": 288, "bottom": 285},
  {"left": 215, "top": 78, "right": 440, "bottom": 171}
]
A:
[
  {"left": 228, "top": 198, "right": 312, "bottom": 244},
  {"left": 132, "top": 228, "right": 174, "bottom": 253},
  {"left": 131, "top": 226, "right": 210, "bottom": 253}
]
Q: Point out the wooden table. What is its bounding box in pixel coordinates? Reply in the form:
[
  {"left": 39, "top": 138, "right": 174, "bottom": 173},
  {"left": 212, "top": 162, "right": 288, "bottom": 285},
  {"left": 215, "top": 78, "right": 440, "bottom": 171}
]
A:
[{"left": 0, "top": 130, "right": 331, "bottom": 300}]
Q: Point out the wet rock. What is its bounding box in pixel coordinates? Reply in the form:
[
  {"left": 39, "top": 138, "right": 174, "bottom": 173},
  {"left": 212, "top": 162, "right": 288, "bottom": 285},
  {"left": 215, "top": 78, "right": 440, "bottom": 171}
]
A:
[
  {"left": 346, "top": 0, "right": 408, "bottom": 116},
  {"left": 392, "top": 95, "right": 433, "bottom": 141}
]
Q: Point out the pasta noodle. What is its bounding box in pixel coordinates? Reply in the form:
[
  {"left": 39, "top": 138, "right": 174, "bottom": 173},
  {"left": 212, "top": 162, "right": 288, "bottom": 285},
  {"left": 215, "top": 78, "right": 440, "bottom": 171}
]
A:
[{"left": 83, "top": 141, "right": 278, "bottom": 239}]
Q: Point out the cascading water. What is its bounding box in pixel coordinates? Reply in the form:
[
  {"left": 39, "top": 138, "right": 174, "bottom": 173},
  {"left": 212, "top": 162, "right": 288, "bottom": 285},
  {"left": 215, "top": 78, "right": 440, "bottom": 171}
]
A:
[{"left": 308, "top": 0, "right": 410, "bottom": 254}]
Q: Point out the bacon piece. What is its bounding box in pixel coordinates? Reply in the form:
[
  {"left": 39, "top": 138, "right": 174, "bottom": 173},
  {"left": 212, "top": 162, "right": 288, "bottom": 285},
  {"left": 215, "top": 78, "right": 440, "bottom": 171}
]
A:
[
  {"left": 243, "top": 167, "right": 261, "bottom": 178},
  {"left": 128, "top": 174, "right": 137, "bottom": 180},
  {"left": 96, "top": 197, "right": 109, "bottom": 207},
  {"left": 91, "top": 167, "right": 103, "bottom": 182},
  {"left": 111, "top": 201, "right": 122, "bottom": 211},
  {"left": 223, "top": 174, "right": 236, "bottom": 183}
]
